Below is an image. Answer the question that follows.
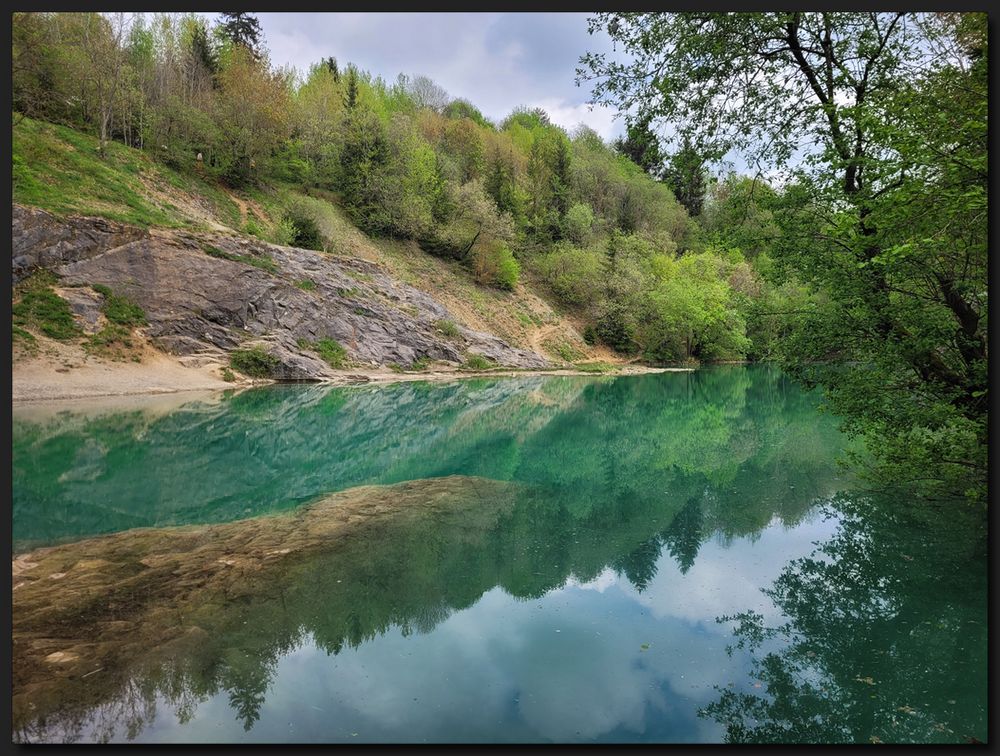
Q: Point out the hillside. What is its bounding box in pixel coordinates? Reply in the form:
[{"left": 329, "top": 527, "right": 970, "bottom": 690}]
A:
[{"left": 11, "top": 119, "right": 649, "bottom": 402}]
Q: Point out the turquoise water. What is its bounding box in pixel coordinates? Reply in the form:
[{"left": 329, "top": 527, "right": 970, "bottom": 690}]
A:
[{"left": 11, "top": 368, "right": 988, "bottom": 743}]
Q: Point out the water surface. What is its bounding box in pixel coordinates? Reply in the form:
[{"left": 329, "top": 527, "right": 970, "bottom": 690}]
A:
[{"left": 11, "top": 367, "right": 987, "bottom": 743}]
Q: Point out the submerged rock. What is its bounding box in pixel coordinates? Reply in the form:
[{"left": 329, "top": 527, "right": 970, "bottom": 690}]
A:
[
  {"left": 11, "top": 475, "right": 525, "bottom": 741},
  {"left": 11, "top": 205, "right": 549, "bottom": 375}
]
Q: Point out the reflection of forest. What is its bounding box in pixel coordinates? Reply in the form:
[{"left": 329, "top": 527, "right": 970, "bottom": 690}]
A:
[
  {"left": 12, "top": 367, "right": 856, "bottom": 741},
  {"left": 701, "top": 493, "right": 987, "bottom": 744},
  {"left": 13, "top": 367, "right": 850, "bottom": 549}
]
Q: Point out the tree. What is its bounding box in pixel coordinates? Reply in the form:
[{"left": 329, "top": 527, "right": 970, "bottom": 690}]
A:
[
  {"left": 612, "top": 114, "right": 663, "bottom": 176},
  {"left": 322, "top": 56, "right": 340, "bottom": 81},
  {"left": 580, "top": 12, "right": 987, "bottom": 500},
  {"left": 662, "top": 138, "right": 708, "bottom": 217},
  {"left": 344, "top": 66, "right": 359, "bottom": 110},
  {"left": 76, "top": 13, "right": 133, "bottom": 157},
  {"left": 404, "top": 74, "right": 449, "bottom": 113},
  {"left": 213, "top": 45, "right": 292, "bottom": 186},
  {"left": 217, "top": 12, "right": 263, "bottom": 60}
]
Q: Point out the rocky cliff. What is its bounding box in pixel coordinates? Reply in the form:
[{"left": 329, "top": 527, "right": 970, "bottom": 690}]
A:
[{"left": 12, "top": 204, "right": 549, "bottom": 377}]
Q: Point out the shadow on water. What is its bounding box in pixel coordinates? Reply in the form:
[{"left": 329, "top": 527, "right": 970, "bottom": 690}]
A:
[{"left": 11, "top": 367, "right": 985, "bottom": 742}]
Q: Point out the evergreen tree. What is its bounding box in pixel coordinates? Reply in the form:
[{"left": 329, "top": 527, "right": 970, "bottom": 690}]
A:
[
  {"left": 189, "top": 19, "right": 218, "bottom": 75},
  {"left": 613, "top": 114, "right": 663, "bottom": 176},
  {"left": 218, "top": 12, "right": 263, "bottom": 59},
  {"left": 344, "top": 66, "right": 359, "bottom": 109},
  {"left": 323, "top": 56, "right": 340, "bottom": 82},
  {"left": 663, "top": 138, "right": 708, "bottom": 217},
  {"left": 550, "top": 136, "right": 571, "bottom": 218}
]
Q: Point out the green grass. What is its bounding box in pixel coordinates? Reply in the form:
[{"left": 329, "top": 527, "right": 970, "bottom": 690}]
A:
[
  {"left": 461, "top": 354, "right": 497, "bottom": 371},
  {"left": 296, "top": 337, "right": 347, "bottom": 368},
  {"left": 201, "top": 243, "right": 278, "bottom": 274},
  {"left": 550, "top": 340, "right": 584, "bottom": 362},
  {"left": 93, "top": 285, "right": 146, "bottom": 326},
  {"left": 13, "top": 117, "right": 241, "bottom": 229},
  {"left": 410, "top": 357, "right": 431, "bottom": 371},
  {"left": 84, "top": 323, "right": 135, "bottom": 360},
  {"left": 572, "top": 361, "right": 617, "bottom": 373},
  {"left": 12, "top": 325, "right": 38, "bottom": 352},
  {"left": 435, "top": 319, "right": 460, "bottom": 338},
  {"left": 230, "top": 345, "right": 280, "bottom": 378},
  {"left": 221, "top": 367, "right": 236, "bottom": 382},
  {"left": 12, "top": 273, "right": 80, "bottom": 340},
  {"left": 295, "top": 278, "right": 317, "bottom": 291}
]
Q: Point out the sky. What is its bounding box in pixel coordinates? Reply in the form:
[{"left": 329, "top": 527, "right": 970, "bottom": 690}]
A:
[{"left": 252, "top": 12, "right": 628, "bottom": 142}]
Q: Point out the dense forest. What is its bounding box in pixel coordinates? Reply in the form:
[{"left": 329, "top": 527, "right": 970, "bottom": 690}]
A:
[{"left": 11, "top": 12, "right": 987, "bottom": 502}]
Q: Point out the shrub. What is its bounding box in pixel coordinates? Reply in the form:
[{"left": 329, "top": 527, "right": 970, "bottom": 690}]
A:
[
  {"left": 596, "top": 303, "right": 639, "bottom": 354},
  {"left": 315, "top": 338, "right": 347, "bottom": 368},
  {"left": 297, "top": 337, "right": 347, "bottom": 368},
  {"left": 222, "top": 367, "right": 236, "bottom": 382},
  {"left": 284, "top": 206, "right": 325, "bottom": 251},
  {"left": 269, "top": 217, "right": 297, "bottom": 246},
  {"left": 435, "top": 319, "right": 460, "bottom": 338},
  {"left": 462, "top": 353, "right": 496, "bottom": 371},
  {"left": 295, "top": 278, "right": 317, "bottom": 291},
  {"left": 535, "top": 244, "right": 605, "bottom": 306},
  {"left": 230, "top": 345, "right": 280, "bottom": 378},
  {"left": 472, "top": 241, "right": 519, "bottom": 290},
  {"left": 563, "top": 203, "right": 595, "bottom": 244},
  {"left": 410, "top": 357, "right": 431, "bottom": 371}
]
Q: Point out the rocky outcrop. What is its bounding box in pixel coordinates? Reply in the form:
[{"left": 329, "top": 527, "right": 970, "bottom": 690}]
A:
[
  {"left": 12, "top": 204, "right": 148, "bottom": 284},
  {"left": 12, "top": 206, "right": 549, "bottom": 375}
]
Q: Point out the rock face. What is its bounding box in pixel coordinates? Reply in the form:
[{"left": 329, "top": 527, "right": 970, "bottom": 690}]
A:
[
  {"left": 12, "top": 205, "right": 148, "bottom": 284},
  {"left": 12, "top": 205, "right": 549, "bottom": 376}
]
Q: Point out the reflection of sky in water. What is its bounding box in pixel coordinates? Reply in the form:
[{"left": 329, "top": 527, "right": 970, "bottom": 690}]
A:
[{"left": 119, "top": 512, "right": 839, "bottom": 743}]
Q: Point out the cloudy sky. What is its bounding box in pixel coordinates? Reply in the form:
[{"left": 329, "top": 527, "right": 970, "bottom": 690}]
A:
[{"left": 252, "top": 12, "right": 627, "bottom": 141}]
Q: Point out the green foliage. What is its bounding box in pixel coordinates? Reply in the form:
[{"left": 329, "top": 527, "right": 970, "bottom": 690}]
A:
[
  {"left": 200, "top": 243, "right": 278, "bottom": 273},
  {"left": 95, "top": 286, "right": 146, "bottom": 326},
  {"left": 583, "top": 11, "right": 988, "bottom": 499},
  {"left": 662, "top": 138, "right": 709, "bottom": 217},
  {"left": 461, "top": 354, "right": 496, "bottom": 371},
  {"left": 84, "top": 323, "right": 135, "bottom": 359},
  {"left": 472, "top": 242, "right": 519, "bottom": 290},
  {"left": 535, "top": 243, "right": 604, "bottom": 306},
  {"left": 221, "top": 367, "right": 236, "bottom": 382},
  {"left": 435, "top": 319, "right": 460, "bottom": 338},
  {"left": 282, "top": 205, "right": 325, "bottom": 250},
  {"left": 573, "top": 361, "right": 616, "bottom": 373},
  {"left": 229, "top": 345, "right": 280, "bottom": 377},
  {"left": 295, "top": 279, "right": 317, "bottom": 291},
  {"left": 612, "top": 114, "right": 663, "bottom": 176},
  {"left": 563, "top": 203, "right": 595, "bottom": 244},
  {"left": 297, "top": 337, "right": 347, "bottom": 369},
  {"left": 13, "top": 275, "right": 80, "bottom": 341}
]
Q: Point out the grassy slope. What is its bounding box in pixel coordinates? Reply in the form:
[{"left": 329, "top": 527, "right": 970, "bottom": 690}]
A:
[{"left": 12, "top": 118, "right": 609, "bottom": 363}]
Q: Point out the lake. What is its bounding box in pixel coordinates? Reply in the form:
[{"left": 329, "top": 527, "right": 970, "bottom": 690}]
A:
[{"left": 11, "top": 367, "right": 988, "bottom": 744}]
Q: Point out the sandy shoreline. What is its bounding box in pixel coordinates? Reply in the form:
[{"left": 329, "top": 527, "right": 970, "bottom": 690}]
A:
[{"left": 13, "top": 340, "right": 690, "bottom": 404}]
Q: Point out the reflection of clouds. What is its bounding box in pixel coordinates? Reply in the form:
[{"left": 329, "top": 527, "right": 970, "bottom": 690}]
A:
[
  {"left": 124, "top": 514, "right": 839, "bottom": 743},
  {"left": 634, "top": 512, "right": 840, "bottom": 626}
]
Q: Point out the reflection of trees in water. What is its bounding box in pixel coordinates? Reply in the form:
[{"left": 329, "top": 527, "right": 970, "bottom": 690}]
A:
[
  {"left": 13, "top": 367, "right": 857, "bottom": 741},
  {"left": 700, "top": 493, "right": 987, "bottom": 744}
]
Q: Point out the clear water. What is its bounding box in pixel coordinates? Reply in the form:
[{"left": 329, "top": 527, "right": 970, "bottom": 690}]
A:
[{"left": 11, "top": 367, "right": 987, "bottom": 743}]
